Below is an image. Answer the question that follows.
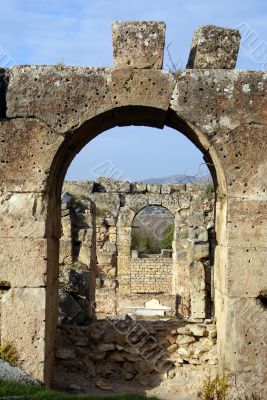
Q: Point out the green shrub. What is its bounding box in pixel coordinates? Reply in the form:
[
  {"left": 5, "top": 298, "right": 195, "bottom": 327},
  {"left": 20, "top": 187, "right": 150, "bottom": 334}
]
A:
[
  {"left": 205, "top": 183, "right": 215, "bottom": 193},
  {"left": 161, "top": 224, "right": 174, "bottom": 249},
  {"left": 131, "top": 232, "right": 160, "bottom": 254}
]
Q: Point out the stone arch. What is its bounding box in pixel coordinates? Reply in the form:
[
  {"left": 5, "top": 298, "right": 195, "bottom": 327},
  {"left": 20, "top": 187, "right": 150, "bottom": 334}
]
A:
[
  {"left": 0, "top": 105, "right": 231, "bottom": 385},
  {"left": 120, "top": 202, "right": 176, "bottom": 292},
  {"left": 119, "top": 199, "right": 177, "bottom": 244},
  {"left": 130, "top": 204, "right": 175, "bottom": 248},
  {"left": 46, "top": 104, "right": 224, "bottom": 352},
  {"left": 0, "top": 22, "right": 266, "bottom": 397}
]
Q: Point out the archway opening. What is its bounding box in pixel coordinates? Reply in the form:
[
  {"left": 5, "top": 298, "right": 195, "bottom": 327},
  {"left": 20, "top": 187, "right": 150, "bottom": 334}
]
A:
[
  {"left": 131, "top": 205, "right": 174, "bottom": 256},
  {"left": 48, "top": 107, "right": 224, "bottom": 397}
]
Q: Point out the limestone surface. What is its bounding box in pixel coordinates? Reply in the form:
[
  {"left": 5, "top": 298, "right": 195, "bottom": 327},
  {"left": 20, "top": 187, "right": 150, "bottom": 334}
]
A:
[
  {"left": 112, "top": 21, "right": 166, "bottom": 69},
  {"left": 187, "top": 25, "right": 241, "bottom": 69}
]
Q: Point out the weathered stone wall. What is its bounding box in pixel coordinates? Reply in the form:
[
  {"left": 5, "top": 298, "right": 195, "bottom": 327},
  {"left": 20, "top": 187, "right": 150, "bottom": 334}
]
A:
[
  {"left": 54, "top": 318, "right": 217, "bottom": 397},
  {"left": 59, "top": 193, "right": 96, "bottom": 323},
  {"left": 0, "top": 21, "right": 266, "bottom": 397},
  {"left": 130, "top": 255, "right": 173, "bottom": 294}
]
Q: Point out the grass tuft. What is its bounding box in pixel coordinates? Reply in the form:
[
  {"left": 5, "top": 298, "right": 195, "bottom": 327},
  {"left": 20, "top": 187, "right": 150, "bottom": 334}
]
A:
[{"left": 197, "top": 374, "right": 228, "bottom": 400}]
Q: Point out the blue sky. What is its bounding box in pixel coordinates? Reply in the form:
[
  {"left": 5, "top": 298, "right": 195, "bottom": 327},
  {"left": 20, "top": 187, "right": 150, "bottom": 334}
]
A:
[{"left": 1, "top": 0, "right": 266, "bottom": 181}]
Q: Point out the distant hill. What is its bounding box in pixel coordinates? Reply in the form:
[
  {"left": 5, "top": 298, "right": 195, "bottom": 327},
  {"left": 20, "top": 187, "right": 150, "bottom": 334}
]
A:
[{"left": 140, "top": 173, "right": 212, "bottom": 184}]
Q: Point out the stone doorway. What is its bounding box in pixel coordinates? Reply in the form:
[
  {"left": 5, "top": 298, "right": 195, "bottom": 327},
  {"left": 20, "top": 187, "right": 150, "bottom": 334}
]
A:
[{"left": 55, "top": 155, "right": 216, "bottom": 397}]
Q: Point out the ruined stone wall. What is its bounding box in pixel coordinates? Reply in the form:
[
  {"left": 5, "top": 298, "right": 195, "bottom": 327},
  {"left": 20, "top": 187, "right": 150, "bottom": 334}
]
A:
[
  {"left": 61, "top": 178, "right": 214, "bottom": 320},
  {"left": 54, "top": 318, "right": 217, "bottom": 397},
  {"left": 130, "top": 255, "right": 173, "bottom": 294}
]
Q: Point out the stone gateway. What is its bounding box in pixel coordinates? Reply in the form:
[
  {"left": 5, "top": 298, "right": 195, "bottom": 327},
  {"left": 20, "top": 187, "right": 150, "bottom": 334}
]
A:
[{"left": 0, "top": 21, "right": 266, "bottom": 397}]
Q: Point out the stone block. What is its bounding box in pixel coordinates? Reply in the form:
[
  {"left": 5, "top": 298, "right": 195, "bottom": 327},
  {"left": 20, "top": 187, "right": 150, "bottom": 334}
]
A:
[
  {"left": 169, "top": 70, "right": 267, "bottom": 154},
  {"left": 190, "top": 293, "right": 206, "bottom": 320},
  {"left": 132, "top": 182, "right": 147, "bottom": 193},
  {"left": 189, "top": 261, "right": 206, "bottom": 319},
  {"left": 188, "top": 244, "right": 209, "bottom": 261},
  {"left": 124, "top": 194, "right": 149, "bottom": 212},
  {"left": 91, "top": 193, "right": 121, "bottom": 217},
  {"left": 188, "top": 227, "right": 208, "bottom": 243},
  {"left": 218, "top": 246, "right": 267, "bottom": 297},
  {"left": 188, "top": 212, "right": 205, "bottom": 228},
  {"left": 147, "top": 194, "right": 163, "bottom": 205},
  {"left": 162, "top": 193, "right": 191, "bottom": 212},
  {"left": 207, "top": 325, "right": 217, "bottom": 338},
  {"left": 187, "top": 25, "right": 241, "bottom": 69},
  {"left": 1, "top": 287, "right": 47, "bottom": 382},
  {"left": 171, "top": 184, "right": 187, "bottom": 192},
  {"left": 97, "top": 252, "right": 115, "bottom": 266},
  {"left": 6, "top": 66, "right": 112, "bottom": 133},
  {"left": 0, "top": 119, "right": 63, "bottom": 192},
  {"left": 55, "top": 347, "right": 77, "bottom": 360},
  {"left": 102, "top": 277, "right": 117, "bottom": 289},
  {"left": 0, "top": 192, "right": 47, "bottom": 238},
  {"left": 215, "top": 124, "right": 267, "bottom": 198},
  {"left": 117, "top": 232, "right": 131, "bottom": 247},
  {"left": 102, "top": 241, "right": 117, "bottom": 253},
  {"left": 78, "top": 228, "right": 93, "bottom": 243},
  {"left": 59, "top": 238, "right": 72, "bottom": 265},
  {"left": 176, "top": 335, "right": 196, "bottom": 346},
  {"left": 216, "top": 294, "right": 267, "bottom": 396},
  {"left": 61, "top": 215, "right": 72, "bottom": 237},
  {"left": 223, "top": 199, "right": 267, "bottom": 247},
  {"left": 189, "top": 261, "right": 206, "bottom": 290},
  {"left": 59, "top": 267, "right": 90, "bottom": 297},
  {"left": 112, "top": 21, "right": 165, "bottom": 69},
  {"left": 105, "top": 217, "right": 116, "bottom": 226},
  {"left": 146, "top": 184, "right": 161, "bottom": 194},
  {"left": 78, "top": 242, "right": 92, "bottom": 266},
  {"left": 95, "top": 177, "right": 131, "bottom": 193},
  {"left": 63, "top": 181, "right": 94, "bottom": 197},
  {"left": 187, "top": 324, "right": 208, "bottom": 337},
  {"left": 160, "top": 185, "right": 172, "bottom": 194},
  {"left": 0, "top": 238, "right": 56, "bottom": 287},
  {"left": 131, "top": 250, "right": 139, "bottom": 259},
  {"left": 95, "top": 292, "right": 117, "bottom": 315},
  {"left": 117, "top": 254, "right": 131, "bottom": 275},
  {"left": 177, "top": 347, "right": 192, "bottom": 359},
  {"left": 108, "top": 68, "right": 175, "bottom": 115}
]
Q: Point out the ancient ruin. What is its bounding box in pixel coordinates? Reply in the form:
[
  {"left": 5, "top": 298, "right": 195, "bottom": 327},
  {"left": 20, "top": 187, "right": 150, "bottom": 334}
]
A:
[
  {"left": 54, "top": 178, "right": 216, "bottom": 396},
  {"left": 0, "top": 21, "right": 266, "bottom": 398},
  {"left": 59, "top": 178, "right": 214, "bottom": 321}
]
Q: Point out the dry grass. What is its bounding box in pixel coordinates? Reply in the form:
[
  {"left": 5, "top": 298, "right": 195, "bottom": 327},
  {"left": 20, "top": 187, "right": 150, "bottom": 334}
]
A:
[{"left": 0, "top": 340, "right": 18, "bottom": 366}]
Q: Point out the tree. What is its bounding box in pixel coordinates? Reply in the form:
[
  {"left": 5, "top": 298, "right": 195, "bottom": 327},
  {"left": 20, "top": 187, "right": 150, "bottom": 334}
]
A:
[
  {"left": 161, "top": 223, "right": 174, "bottom": 249},
  {"left": 131, "top": 231, "right": 160, "bottom": 254}
]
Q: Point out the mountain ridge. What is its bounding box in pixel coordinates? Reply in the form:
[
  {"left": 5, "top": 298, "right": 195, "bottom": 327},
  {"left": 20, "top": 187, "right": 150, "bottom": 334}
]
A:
[{"left": 140, "top": 173, "right": 212, "bottom": 184}]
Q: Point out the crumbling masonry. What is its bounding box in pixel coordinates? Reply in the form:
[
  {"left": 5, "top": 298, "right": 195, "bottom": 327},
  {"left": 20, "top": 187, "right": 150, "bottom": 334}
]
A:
[{"left": 0, "top": 21, "right": 266, "bottom": 397}]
